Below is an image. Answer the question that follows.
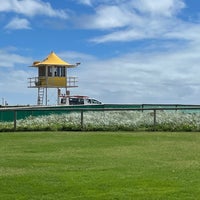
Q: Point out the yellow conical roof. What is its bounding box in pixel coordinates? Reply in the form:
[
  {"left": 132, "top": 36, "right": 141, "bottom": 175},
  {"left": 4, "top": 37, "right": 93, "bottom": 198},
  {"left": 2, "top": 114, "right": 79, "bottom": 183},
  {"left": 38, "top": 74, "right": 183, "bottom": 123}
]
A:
[{"left": 33, "top": 51, "right": 76, "bottom": 67}]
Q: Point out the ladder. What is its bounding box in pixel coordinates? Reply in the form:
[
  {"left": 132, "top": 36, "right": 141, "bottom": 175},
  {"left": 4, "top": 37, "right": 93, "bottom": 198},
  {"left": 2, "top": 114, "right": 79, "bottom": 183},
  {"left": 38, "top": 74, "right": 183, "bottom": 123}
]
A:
[{"left": 37, "top": 87, "right": 44, "bottom": 105}]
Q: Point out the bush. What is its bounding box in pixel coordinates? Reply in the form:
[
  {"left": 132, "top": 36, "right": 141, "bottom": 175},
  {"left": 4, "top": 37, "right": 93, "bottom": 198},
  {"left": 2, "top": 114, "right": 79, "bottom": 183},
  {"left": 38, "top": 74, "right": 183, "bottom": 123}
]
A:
[{"left": 1, "top": 111, "right": 200, "bottom": 132}]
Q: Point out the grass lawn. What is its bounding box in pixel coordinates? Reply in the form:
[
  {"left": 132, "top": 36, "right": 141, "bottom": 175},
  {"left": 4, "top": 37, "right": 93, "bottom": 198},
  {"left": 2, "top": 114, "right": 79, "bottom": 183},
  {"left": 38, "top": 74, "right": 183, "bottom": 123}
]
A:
[{"left": 0, "top": 131, "right": 200, "bottom": 200}]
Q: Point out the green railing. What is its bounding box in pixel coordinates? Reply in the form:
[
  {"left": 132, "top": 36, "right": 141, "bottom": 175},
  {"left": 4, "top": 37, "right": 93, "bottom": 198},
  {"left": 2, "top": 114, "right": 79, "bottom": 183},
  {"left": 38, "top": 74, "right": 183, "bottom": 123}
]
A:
[
  {"left": 1, "top": 104, "right": 200, "bottom": 131},
  {"left": 1, "top": 104, "right": 200, "bottom": 122}
]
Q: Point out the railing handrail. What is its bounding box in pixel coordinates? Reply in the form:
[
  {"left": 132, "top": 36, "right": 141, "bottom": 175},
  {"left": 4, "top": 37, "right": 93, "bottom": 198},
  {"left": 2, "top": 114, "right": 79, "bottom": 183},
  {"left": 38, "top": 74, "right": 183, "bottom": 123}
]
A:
[{"left": 1, "top": 106, "right": 200, "bottom": 112}]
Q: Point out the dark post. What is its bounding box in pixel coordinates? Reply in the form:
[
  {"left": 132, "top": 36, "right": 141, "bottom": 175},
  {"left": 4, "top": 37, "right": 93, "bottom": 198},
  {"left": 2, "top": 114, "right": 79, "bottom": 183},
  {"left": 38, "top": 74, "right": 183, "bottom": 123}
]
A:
[
  {"left": 14, "top": 110, "right": 17, "bottom": 131},
  {"left": 153, "top": 109, "right": 156, "bottom": 131},
  {"left": 81, "top": 110, "right": 84, "bottom": 130}
]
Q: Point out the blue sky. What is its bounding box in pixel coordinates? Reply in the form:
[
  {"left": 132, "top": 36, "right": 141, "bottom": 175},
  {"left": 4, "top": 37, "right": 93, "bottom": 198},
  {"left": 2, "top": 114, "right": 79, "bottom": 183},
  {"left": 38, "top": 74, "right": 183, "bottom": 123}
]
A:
[{"left": 1, "top": 0, "right": 200, "bottom": 105}]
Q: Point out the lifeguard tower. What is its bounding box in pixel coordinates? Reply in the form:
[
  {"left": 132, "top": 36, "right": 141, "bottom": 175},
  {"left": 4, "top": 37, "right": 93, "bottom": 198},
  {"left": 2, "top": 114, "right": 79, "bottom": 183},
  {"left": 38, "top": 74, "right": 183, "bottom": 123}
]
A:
[{"left": 28, "top": 51, "right": 80, "bottom": 105}]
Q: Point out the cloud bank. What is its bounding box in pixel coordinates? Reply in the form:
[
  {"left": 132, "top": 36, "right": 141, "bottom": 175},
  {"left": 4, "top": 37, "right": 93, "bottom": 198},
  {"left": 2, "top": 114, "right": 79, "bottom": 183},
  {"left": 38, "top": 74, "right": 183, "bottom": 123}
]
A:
[
  {"left": 1, "top": 0, "right": 200, "bottom": 105},
  {"left": 74, "top": 0, "right": 196, "bottom": 43}
]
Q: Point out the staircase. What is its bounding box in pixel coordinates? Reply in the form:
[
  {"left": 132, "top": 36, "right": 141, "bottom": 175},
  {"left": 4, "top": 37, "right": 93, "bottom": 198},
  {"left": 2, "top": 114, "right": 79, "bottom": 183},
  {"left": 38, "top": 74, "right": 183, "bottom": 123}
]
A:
[{"left": 37, "top": 87, "right": 44, "bottom": 105}]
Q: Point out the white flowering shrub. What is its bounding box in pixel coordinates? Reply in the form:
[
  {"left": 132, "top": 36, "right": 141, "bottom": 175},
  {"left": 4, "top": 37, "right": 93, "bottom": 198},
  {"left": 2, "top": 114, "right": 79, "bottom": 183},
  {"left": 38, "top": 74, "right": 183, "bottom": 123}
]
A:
[
  {"left": 0, "top": 110, "right": 200, "bottom": 131},
  {"left": 17, "top": 112, "right": 82, "bottom": 131},
  {"left": 156, "top": 111, "right": 200, "bottom": 131},
  {"left": 82, "top": 111, "right": 152, "bottom": 131},
  {"left": 0, "top": 121, "right": 13, "bottom": 131}
]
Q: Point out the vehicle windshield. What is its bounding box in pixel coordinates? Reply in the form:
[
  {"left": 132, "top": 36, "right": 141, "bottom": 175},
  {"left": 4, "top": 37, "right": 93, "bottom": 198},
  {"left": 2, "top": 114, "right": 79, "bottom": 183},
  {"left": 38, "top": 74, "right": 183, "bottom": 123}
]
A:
[
  {"left": 88, "top": 99, "right": 101, "bottom": 104},
  {"left": 69, "top": 98, "right": 84, "bottom": 105}
]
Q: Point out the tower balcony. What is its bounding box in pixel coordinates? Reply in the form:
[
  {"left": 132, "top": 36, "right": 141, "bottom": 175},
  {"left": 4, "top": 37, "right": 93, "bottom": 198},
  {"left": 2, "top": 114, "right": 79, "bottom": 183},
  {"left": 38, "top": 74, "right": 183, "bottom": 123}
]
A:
[{"left": 28, "top": 76, "right": 78, "bottom": 88}]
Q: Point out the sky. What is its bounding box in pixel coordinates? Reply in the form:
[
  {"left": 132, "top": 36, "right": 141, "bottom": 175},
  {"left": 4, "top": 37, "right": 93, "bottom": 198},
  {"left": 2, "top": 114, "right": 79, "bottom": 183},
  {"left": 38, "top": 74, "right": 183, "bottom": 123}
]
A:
[{"left": 1, "top": 0, "right": 200, "bottom": 105}]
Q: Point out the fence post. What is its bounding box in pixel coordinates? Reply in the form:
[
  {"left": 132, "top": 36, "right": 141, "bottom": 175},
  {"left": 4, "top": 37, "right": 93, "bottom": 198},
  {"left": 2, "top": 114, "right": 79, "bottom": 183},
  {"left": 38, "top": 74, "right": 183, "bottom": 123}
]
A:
[
  {"left": 153, "top": 109, "right": 156, "bottom": 131},
  {"left": 81, "top": 110, "right": 84, "bottom": 130},
  {"left": 14, "top": 110, "right": 17, "bottom": 131}
]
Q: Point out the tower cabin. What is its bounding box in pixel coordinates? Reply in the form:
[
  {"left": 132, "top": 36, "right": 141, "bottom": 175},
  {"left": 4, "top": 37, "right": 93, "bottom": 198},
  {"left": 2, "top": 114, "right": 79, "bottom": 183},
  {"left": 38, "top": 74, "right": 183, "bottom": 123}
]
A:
[{"left": 28, "top": 51, "right": 79, "bottom": 105}]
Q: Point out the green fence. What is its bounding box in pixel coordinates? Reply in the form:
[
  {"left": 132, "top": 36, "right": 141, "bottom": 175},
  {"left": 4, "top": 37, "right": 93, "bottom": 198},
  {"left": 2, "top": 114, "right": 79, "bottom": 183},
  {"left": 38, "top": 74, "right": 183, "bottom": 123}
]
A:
[
  {"left": 1, "top": 104, "right": 200, "bottom": 122},
  {"left": 1, "top": 104, "right": 200, "bottom": 131}
]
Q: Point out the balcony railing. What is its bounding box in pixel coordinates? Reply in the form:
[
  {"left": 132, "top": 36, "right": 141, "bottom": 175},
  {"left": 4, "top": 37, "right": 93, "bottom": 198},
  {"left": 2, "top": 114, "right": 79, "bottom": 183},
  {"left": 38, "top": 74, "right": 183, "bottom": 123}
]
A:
[
  {"left": 28, "top": 77, "right": 78, "bottom": 88},
  {"left": 28, "top": 77, "right": 40, "bottom": 88},
  {"left": 67, "top": 77, "right": 78, "bottom": 88}
]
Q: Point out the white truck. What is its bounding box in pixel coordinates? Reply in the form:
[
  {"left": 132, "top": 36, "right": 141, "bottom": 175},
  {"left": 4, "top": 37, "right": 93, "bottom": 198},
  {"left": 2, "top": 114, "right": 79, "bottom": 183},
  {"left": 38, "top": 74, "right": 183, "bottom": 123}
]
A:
[{"left": 59, "top": 95, "right": 102, "bottom": 106}]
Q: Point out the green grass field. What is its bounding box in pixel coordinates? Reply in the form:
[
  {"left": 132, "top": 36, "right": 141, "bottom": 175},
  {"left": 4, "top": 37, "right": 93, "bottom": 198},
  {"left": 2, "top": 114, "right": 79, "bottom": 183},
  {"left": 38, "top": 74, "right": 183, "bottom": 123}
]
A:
[{"left": 0, "top": 131, "right": 200, "bottom": 200}]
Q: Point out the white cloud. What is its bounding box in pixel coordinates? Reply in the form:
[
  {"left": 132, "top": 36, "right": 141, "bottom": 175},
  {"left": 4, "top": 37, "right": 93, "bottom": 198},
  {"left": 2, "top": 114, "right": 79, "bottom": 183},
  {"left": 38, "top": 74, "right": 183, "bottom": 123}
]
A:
[
  {"left": 0, "top": 48, "right": 36, "bottom": 105},
  {"left": 91, "top": 18, "right": 200, "bottom": 43},
  {"left": 75, "top": 0, "right": 194, "bottom": 44},
  {"left": 0, "top": 0, "right": 68, "bottom": 19},
  {"left": 90, "top": 28, "right": 146, "bottom": 43},
  {"left": 82, "top": 5, "right": 142, "bottom": 29},
  {"left": 131, "top": 0, "right": 185, "bottom": 17},
  {"left": 81, "top": 0, "right": 185, "bottom": 17},
  {"left": 0, "top": 49, "right": 32, "bottom": 67},
  {"left": 4, "top": 17, "right": 31, "bottom": 30},
  {"left": 90, "top": 17, "right": 175, "bottom": 43},
  {"left": 164, "top": 22, "right": 200, "bottom": 41},
  {"left": 65, "top": 41, "right": 200, "bottom": 104},
  {"left": 77, "top": 0, "right": 185, "bottom": 29},
  {"left": 0, "top": 69, "right": 36, "bottom": 105}
]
